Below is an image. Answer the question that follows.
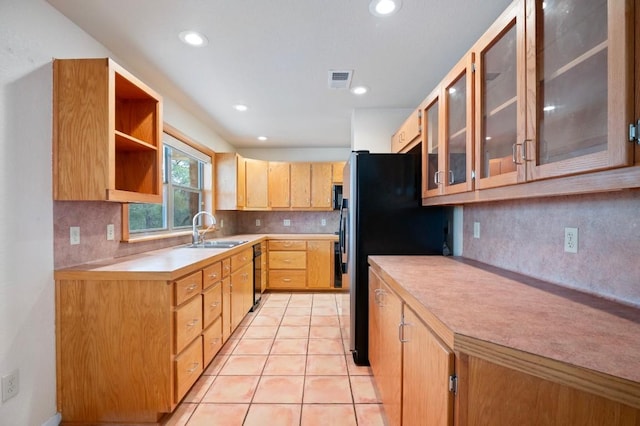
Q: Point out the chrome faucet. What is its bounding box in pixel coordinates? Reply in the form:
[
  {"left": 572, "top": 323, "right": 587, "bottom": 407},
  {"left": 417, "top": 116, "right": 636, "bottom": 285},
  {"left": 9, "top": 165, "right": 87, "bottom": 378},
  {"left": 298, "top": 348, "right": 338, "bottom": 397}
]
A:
[{"left": 192, "top": 211, "right": 217, "bottom": 245}]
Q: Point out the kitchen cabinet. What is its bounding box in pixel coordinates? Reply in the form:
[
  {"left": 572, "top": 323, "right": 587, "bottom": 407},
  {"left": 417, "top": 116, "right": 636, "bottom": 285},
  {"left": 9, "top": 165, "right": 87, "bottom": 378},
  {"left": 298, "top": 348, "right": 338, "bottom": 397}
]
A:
[
  {"left": 392, "top": 108, "right": 422, "bottom": 153},
  {"left": 268, "top": 161, "right": 291, "bottom": 208},
  {"left": 267, "top": 238, "right": 335, "bottom": 290},
  {"left": 306, "top": 240, "right": 332, "bottom": 288},
  {"left": 290, "top": 162, "right": 311, "bottom": 208},
  {"left": 53, "top": 58, "right": 162, "bottom": 203},
  {"left": 245, "top": 158, "right": 269, "bottom": 209},
  {"left": 215, "top": 153, "right": 246, "bottom": 209},
  {"left": 332, "top": 161, "right": 346, "bottom": 183},
  {"left": 230, "top": 248, "right": 253, "bottom": 330},
  {"left": 422, "top": 88, "right": 442, "bottom": 198},
  {"left": 310, "top": 162, "right": 333, "bottom": 208}
]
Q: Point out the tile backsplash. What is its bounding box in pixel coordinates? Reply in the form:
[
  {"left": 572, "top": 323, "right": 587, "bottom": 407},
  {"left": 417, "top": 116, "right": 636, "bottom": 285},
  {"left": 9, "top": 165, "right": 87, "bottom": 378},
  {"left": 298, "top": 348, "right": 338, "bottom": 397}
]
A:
[{"left": 462, "top": 189, "right": 640, "bottom": 308}]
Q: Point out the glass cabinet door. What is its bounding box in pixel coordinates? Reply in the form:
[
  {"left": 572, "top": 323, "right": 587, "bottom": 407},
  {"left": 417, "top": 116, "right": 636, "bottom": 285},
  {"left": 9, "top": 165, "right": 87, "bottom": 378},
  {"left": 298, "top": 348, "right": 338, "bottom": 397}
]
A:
[
  {"left": 475, "top": 1, "right": 525, "bottom": 189},
  {"left": 442, "top": 53, "right": 474, "bottom": 195},
  {"left": 526, "top": 0, "right": 634, "bottom": 180},
  {"left": 422, "top": 88, "right": 442, "bottom": 198}
]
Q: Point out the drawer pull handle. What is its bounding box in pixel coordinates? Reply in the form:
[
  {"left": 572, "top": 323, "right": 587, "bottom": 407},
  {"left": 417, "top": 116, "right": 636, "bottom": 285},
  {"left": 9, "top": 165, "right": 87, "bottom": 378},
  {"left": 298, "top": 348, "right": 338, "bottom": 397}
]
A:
[
  {"left": 186, "top": 284, "right": 198, "bottom": 292},
  {"left": 187, "top": 362, "right": 200, "bottom": 373},
  {"left": 210, "top": 338, "right": 220, "bottom": 346},
  {"left": 282, "top": 278, "right": 292, "bottom": 282},
  {"left": 187, "top": 319, "right": 199, "bottom": 328},
  {"left": 209, "top": 302, "right": 220, "bottom": 308},
  {"left": 208, "top": 273, "right": 218, "bottom": 279},
  {"left": 283, "top": 259, "right": 291, "bottom": 263}
]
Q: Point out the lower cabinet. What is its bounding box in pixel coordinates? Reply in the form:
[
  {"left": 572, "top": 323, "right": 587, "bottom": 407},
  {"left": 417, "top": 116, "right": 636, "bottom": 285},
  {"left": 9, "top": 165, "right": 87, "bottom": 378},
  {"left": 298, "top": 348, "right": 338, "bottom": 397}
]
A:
[
  {"left": 230, "top": 248, "right": 254, "bottom": 330},
  {"left": 267, "top": 239, "right": 334, "bottom": 290}
]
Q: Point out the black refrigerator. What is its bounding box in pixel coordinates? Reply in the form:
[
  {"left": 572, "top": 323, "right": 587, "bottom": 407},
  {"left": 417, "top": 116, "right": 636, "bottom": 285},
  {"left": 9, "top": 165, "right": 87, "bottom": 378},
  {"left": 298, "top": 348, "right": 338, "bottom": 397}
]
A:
[{"left": 339, "top": 151, "right": 446, "bottom": 366}]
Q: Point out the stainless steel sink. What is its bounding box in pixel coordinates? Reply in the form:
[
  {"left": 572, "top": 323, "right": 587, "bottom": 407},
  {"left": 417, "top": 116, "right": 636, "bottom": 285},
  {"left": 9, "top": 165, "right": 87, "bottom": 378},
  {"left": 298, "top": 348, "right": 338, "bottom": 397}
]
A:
[{"left": 187, "top": 240, "right": 248, "bottom": 249}]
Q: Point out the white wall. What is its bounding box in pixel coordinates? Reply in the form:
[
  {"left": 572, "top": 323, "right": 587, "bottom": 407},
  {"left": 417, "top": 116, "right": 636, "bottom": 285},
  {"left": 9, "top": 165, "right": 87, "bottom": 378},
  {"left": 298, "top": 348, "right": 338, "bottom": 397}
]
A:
[
  {"left": 351, "top": 108, "right": 412, "bottom": 153},
  {"left": 0, "top": 1, "right": 231, "bottom": 424},
  {"left": 238, "top": 147, "right": 351, "bottom": 162}
]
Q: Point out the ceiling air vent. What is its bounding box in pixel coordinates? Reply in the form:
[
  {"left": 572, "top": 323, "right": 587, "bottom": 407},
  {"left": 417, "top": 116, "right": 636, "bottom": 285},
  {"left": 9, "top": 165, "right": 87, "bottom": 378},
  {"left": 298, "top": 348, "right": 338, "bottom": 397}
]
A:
[{"left": 328, "top": 70, "right": 353, "bottom": 89}]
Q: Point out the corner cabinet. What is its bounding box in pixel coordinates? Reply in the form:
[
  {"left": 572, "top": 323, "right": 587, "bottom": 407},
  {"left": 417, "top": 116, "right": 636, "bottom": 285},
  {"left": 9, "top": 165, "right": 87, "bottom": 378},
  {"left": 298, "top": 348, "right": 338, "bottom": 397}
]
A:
[{"left": 53, "top": 58, "right": 162, "bottom": 203}]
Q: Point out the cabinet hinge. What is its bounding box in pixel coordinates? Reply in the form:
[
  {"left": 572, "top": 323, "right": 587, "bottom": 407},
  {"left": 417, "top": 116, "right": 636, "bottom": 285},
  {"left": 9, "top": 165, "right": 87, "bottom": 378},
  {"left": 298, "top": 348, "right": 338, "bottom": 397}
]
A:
[
  {"left": 630, "top": 120, "right": 640, "bottom": 144},
  {"left": 449, "top": 375, "right": 458, "bottom": 395},
  {"left": 471, "top": 170, "right": 476, "bottom": 180}
]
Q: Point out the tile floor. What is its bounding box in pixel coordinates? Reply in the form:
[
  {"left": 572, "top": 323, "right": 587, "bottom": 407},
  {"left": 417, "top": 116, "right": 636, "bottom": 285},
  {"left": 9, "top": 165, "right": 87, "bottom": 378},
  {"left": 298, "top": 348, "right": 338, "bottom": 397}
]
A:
[{"left": 162, "top": 292, "right": 387, "bottom": 426}]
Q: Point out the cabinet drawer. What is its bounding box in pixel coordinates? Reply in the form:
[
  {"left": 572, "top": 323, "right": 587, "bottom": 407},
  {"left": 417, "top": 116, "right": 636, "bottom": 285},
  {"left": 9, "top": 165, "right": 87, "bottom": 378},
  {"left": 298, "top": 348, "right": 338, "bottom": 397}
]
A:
[
  {"left": 269, "top": 240, "right": 306, "bottom": 251},
  {"left": 174, "top": 271, "right": 203, "bottom": 306},
  {"left": 203, "top": 316, "right": 223, "bottom": 366},
  {"left": 231, "top": 248, "right": 253, "bottom": 272},
  {"left": 268, "top": 270, "right": 307, "bottom": 289},
  {"left": 222, "top": 258, "right": 231, "bottom": 278},
  {"left": 269, "top": 251, "right": 306, "bottom": 269},
  {"left": 174, "top": 337, "right": 203, "bottom": 403},
  {"left": 175, "top": 295, "right": 203, "bottom": 354},
  {"left": 203, "top": 262, "right": 222, "bottom": 289},
  {"left": 203, "top": 282, "right": 222, "bottom": 327}
]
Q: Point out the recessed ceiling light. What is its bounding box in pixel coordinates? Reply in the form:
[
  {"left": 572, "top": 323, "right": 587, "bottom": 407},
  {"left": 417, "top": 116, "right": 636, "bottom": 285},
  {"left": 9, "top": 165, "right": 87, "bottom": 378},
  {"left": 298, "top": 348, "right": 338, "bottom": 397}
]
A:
[
  {"left": 351, "top": 86, "right": 369, "bottom": 95},
  {"left": 233, "top": 104, "right": 249, "bottom": 112},
  {"left": 178, "top": 30, "right": 208, "bottom": 47},
  {"left": 257, "top": 136, "right": 268, "bottom": 141},
  {"left": 369, "top": 0, "right": 402, "bottom": 17}
]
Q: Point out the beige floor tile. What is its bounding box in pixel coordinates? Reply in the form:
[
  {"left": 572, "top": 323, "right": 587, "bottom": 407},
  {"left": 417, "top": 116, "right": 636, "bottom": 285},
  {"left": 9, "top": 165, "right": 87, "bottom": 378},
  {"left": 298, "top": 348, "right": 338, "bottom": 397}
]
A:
[
  {"left": 276, "top": 325, "right": 310, "bottom": 339},
  {"left": 202, "top": 355, "right": 228, "bottom": 375},
  {"left": 355, "top": 404, "right": 387, "bottom": 425},
  {"left": 263, "top": 354, "right": 307, "bottom": 375},
  {"left": 232, "top": 338, "right": 273, "bottom": 355},
  {"left": 310, "top": 315, "right": 340, "bottom": 326},
  {"left": 242, "top": 326, "right": 279, "bottom": 339},
  {"left": 261, "top": 299, "right": 290, "bottom": 307},
  {"left": 306, "top": 355, "right": 348, "bottom": 375},
  {"left": 285, "top": 307, "right": 312, "bottom": 316},
  {"left": 258, "top": 306, "right": 287, "bottom": 317},
  {"left": 253, "top": 375, "right": 305, "bottom": 403},
  {"left": 346, "top": 354, "right": 372, "bottom": 376},
  {"left": 182, "top": 375, "right": 215, "bottom": 403},
  {"left": 187, "top": 403, "right": 248, "bottom": 426},
  {"left": 201, "top": 375, "right": 259, "bottom": 403},
  {"left": 288, "top": 297, "right": 313, "bottom": 307},
  {"left": 312, "top": 306, "right": 339, "bottom": 316},
  {"left": 244, "top": 404, "right": 301, "bottom": 426},
  {"left": 266, "top": 293, "right": 292, "bottom": 302},
  {"left": 281, "top": 315, "right": 310, "bottom": 326},
  {"left": 309, "top": 326, "right": 342, "bottom": 339},
  {"left": 161, "top": 402, "right": 197, "bottom": 426},
  {"left": 218, "top": 339, "right": 239, "bottom": 355},
  {"left": 307, "top": 338, "right": 344, "bottom": 354},
  {"left": 350, "top": 375, "right": 382, "bottom": 403},
  {"left": 303, "top": 376, "right": 353, "bottom": 404},
  {"left": 218, "top": 355, "right": 267, "bottom": 375},
  {"left": 300, "top": 404, "right": 357, "bottom": 426},
  {"left": 270, "top": 338, "right": 308, "bottom": 355},
  {"left": 250, "top": 314, "right": 282, "bottom": 326}
]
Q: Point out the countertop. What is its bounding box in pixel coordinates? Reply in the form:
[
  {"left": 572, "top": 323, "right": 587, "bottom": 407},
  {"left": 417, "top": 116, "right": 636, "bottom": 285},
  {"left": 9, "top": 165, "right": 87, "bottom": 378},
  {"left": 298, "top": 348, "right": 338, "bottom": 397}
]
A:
[
  {"left": 368, "top": 255, "right": 640, "bottom": 407},
  {"left": 54, "top": 233, "right": 337, "bottom": 281}
]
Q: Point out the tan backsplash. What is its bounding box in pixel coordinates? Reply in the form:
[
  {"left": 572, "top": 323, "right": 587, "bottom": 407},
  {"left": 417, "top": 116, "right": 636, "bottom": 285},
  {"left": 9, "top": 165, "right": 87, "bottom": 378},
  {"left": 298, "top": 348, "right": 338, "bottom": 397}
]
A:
[{"left": 461, "top": 189, "right": 640, "bottom": 307}]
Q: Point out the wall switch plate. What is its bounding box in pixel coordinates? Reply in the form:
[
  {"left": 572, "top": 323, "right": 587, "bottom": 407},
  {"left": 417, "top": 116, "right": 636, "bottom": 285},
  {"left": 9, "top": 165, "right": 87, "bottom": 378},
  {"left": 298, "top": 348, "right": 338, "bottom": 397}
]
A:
[
  {"left": 106, "top": 224, "right": 115, "bottom": 241},
  {"left": 564, "top": 227, "right": 578, "bottom": 253},
  {"left": 283, "top": 219, "right": 291, "bottom": 227},
  {"left": 70, "top": 227, "right": 80, "bottom": 245},
  {"left": 256, "top": 219, "right": 261, "bottom": 227},
  {"left": 2, "top": 369, "right": 19, "bottom": 402},
  {"left": 473, "top": 222, "right": 480, "bottom": 239},
  {"left": 321, "top": 218, "right": 326, "bottom": 226}
]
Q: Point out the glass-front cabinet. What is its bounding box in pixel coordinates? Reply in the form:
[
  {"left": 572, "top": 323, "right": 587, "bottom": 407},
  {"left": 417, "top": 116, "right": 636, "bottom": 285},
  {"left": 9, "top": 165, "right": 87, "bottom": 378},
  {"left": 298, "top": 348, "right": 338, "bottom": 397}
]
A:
[
  {"left": 525, "top": 0, "right": 634, "bottom": 180},
  {"left": 421, "top": 88, "right": 442, "bottom": 198},
  {"left": 474, "top": 0, "right": 525, "bottom": 190}
]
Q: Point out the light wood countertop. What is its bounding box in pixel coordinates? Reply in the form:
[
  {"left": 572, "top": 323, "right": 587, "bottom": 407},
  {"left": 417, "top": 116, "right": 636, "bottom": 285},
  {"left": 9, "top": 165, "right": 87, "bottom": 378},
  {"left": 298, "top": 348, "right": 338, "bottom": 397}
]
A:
[
  {"left": 55, "top": 233, "right": 337, "bottom": 281},
  {"left": 368, "top": 255, "right": 640, "bottom": 409}
]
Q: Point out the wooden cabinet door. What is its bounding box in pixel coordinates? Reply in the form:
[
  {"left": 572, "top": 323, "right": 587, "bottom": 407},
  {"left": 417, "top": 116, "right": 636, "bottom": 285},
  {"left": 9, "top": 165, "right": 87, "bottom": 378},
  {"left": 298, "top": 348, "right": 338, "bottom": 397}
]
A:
[
  {"left": 422, "top": 88, "right": 443, "bottom": 198},
  {"left": 290, "top": 162, "right": 311, "bottom": 208},
  {"left": 402, "top": 306, "right": 454, "bottom": 426},
  {"left": 307, "top": 240, "right": 332, "bottom": 288},
  {"left": 474, "top": 1, "right": 525, "bottom": 190},
  {"left": 221, "top": 277, "right": 231, "bottom": 342},
  {"left": 245, "top": 158, "right": 268, "bottom": 208},
  {"left": 525, "top": 0, "right": 634, "bottom": 181},
  {"left": 268, "top": 161, "right": 290, "bottom": 208},
  {"left": 368, "top": 270, "right": 382, "bottom": 376},
  {"left": 311, "top": 163, "right": 333, "bottom": 208},
  {"left": 332, "top": 161, "right": 346, "bottom": 183},
  {"left": 441, "top": 53, "right": 474, "bottom": 195},
  {"left": 230, "top": 266, "right": 249, "bottom": 331},
  {"left": 392, "top": 108, "right": 422, "bottom": 153},
  {"left": 215, "top": 153, "right": 244, "bottom": 210}
]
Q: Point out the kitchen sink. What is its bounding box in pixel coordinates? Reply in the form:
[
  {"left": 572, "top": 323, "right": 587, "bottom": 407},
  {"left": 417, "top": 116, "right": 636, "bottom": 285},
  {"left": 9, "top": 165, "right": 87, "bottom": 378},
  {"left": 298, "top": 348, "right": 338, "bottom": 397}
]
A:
[{"left": 187, "top": 240, "right": 249, "bottom": 249}]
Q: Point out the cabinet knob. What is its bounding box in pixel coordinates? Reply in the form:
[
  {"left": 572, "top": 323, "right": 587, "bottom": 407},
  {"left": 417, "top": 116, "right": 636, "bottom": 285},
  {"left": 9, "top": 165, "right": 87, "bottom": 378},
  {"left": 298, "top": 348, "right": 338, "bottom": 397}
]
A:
[
  {"left": 209, "top": 302, "right": 220, "bottom": 309},
  {"left": 208, "top": 273, "right": 218, "bottom": 279},
  {"left": 186, "top": 319, "right": 199, "bottom": 328},
  {"left": 187, "top": 362, "right": 200, "bottom": 374},
  {"left": 186, "top": 284, "right": 198, "bottom": 292}
]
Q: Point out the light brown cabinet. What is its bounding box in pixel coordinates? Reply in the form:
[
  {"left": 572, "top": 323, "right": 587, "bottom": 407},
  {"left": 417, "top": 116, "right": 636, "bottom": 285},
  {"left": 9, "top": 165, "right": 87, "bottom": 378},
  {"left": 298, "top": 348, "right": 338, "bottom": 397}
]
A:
[
  {"left": 310, "top": 163, "right": 333, "bottom": 208},
  {"left": 245, "top": 158, "right": 269, "bottom": 209},
  {"left": 215, "top": 153, "right": 246, "bottom": 209},
  {"left": 268, "top": 161, "right": 291, "bottom": 208},
  {"left": 230, "top": 248, "right": 254, "bottom": 330},
  {"left": 267, "top": 239, "right": 334, "bottom": 290},
  {"left": 290, "top": 162, "right": 311, "bottom": 208},
  {"left": 53, "top": 58, "right": 162, "bottom": 203},
  {"left": 332, "top": 161, "right": 346, "bottom": 183},
  {"left": 392, "top": 109, "right": 422, "bottom": 153}
]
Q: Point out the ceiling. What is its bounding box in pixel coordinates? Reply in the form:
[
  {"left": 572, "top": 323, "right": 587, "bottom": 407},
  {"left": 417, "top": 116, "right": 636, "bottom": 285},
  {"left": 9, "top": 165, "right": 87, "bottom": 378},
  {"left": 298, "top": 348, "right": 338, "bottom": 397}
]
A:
[{"left": 47, "top": 0, "right": 512, "bottom": 149}]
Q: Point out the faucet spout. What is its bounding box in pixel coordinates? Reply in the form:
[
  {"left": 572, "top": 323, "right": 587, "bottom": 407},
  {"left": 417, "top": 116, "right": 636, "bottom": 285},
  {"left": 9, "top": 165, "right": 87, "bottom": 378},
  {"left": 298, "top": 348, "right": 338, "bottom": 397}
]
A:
[{"left": 192, "top": 211, "right": 217, "bottom": 244}]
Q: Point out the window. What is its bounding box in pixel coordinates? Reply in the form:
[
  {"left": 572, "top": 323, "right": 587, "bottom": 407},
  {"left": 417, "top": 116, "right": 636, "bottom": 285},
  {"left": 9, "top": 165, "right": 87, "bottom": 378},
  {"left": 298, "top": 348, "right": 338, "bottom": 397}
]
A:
[{"left": 126, "top": 127, "right": 213, "bottom": 238}]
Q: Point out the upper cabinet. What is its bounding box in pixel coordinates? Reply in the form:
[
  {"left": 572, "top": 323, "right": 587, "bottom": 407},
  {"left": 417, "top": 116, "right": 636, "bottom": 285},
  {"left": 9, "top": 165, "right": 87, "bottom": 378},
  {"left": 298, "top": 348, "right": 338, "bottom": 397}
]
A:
[
  {"left": 268, "top": 161, "right": 291, "bottom": 208},
  {"left": 290, "top": 163, "right": 311, "bottom": 208},
  {"left": 53, "top": 58, "right": 162, "bottom": 203},
  {"left": 331, "top": 161, "right": 346, "bottom": 183},
  {"left": 310, "top": 163, "right": 333, "bottom": 208},
  {"left": 392, "top": 109, "right": 422, "bottom": 153},
  {"left": 215, "top": 153, "right": 246, "bottom": 210},
  {"left": 245, "top": 159, "right": 269, "bottom": 209}
]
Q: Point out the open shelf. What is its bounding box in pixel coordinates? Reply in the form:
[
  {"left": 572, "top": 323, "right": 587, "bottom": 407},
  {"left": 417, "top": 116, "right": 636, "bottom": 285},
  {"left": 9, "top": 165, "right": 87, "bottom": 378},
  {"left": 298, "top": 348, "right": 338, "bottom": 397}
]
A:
[{"left": 115, "top": 130, "right": 158, "bottom": 152}]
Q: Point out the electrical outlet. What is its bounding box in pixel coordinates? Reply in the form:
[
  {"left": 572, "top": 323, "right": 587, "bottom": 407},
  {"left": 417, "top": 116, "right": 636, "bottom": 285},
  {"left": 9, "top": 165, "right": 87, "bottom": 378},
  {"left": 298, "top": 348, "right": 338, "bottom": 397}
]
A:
[
  {"left": 283, "top": 219, "right": 291, "bottom": 227},
  {"left": 70, "top": 226, "right": 80, "bottom": 245},
  {"left": 2, "top": 369, "right": 19, "bottom": 402},
  {"left": 321, "top": 218, "right": 326, "bottom": 227},
  {"left": 220, "top": 219, "right": 224, "bottom": 228},
  {"left": 564, "top": 227, "right": 578, "bottom": 253},
  {"left": 473, "top": 222, "right": 480, "bottom": 239},
  {"left": 256, "top": 219, "right": 261, "bottom": 227},
  {"left": 106, "top": 224, "right": 115, "bottom": 241}
]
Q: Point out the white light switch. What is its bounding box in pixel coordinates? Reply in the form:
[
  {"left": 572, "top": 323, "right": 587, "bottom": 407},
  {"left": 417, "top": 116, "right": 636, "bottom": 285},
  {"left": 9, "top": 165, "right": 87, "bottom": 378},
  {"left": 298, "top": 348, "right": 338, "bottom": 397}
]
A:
[
  {"left": 256, "top": 219, "right": 261, "bottom": 227},
  {"left": 473, "top": 222, "right": 480, "bottom": 239},
  {"left": 321, "top": 219, "right": 326, "bottom": 226},
  {"left": 70, "top": 227, "right": 80, "bottom": 245}
]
